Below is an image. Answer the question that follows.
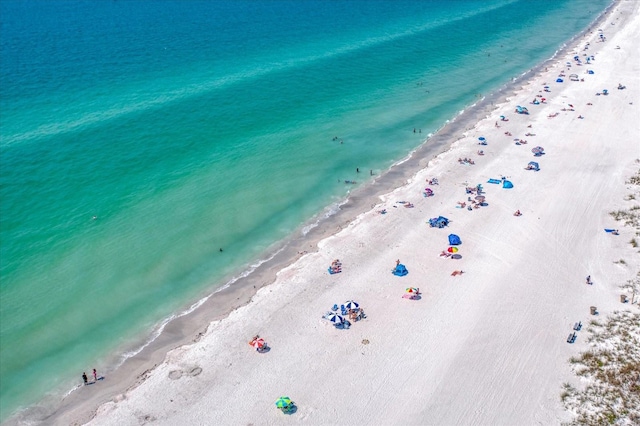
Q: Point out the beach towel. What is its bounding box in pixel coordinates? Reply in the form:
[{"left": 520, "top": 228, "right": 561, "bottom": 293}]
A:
[{"left": 487, "top": 179, "right": 501, "bottom": 184}]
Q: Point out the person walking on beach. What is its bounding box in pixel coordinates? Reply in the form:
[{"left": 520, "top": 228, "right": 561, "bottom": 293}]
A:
[
  {"left": 82, "top": 372, "right": 88, "bottom": 385},
  {"left": 93, "top": 368, "right": 98, "bottom": 382}
]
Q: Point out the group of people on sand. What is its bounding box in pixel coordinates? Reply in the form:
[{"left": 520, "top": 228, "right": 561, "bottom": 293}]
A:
[
  {"left": 329, "top": 259, "right": 342, "bottom": 274},
  {"left": 458, "top": 157, "right": 475, "bottom": 165}
]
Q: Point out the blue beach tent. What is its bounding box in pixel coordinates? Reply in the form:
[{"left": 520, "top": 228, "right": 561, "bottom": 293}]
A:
[
  {"left": 528, "top": 161, "right": 540, "bottom": 171},
  {"left": 502, "top": 180, "right": 513, "bottom": 189},
  {"left": 556, "top": 78, "right": 564, "bottom": 83},
  {"left": 448, "top": 234, "right": 462, "bottom": 245},
  {"left": 393, "top": 264, "right": 408, "bottom": 276}
]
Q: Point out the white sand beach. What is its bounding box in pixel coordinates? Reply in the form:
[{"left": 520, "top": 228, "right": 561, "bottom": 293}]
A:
[{"left": 54, "top": 2, "right": 639, "bottom": 425}]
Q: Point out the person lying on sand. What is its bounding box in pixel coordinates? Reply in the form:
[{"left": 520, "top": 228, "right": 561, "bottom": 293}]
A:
[
  {"left": 504, "top": 131, "right": 512, "bottom": 136},
  {"left": 451, "top": 270, "right": 464, "bottom": 276}
]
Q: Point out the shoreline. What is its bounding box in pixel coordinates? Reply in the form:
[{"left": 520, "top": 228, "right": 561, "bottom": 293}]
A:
[{"left": 5, "top": 0, "right": 633, "bottom": 424}]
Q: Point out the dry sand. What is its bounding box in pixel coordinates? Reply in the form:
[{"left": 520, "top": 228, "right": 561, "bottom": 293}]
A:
[{"left": 49, "top": 2, "right": 640, "bottom": 425}]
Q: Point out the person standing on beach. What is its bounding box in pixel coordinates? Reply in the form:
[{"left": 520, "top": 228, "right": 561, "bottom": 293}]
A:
[
  {"left": 93, "top": 368, "right": 98, "bottom": 382},
  {"left": 82, "top": 372, "right": 88, "bottom": 385}
]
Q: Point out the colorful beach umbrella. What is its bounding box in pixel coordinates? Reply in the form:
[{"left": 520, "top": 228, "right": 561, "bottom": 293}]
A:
[
  {"left": 327, "top": 313, "right": 344, "bottom": 324},
  {"left": 250, "top": 338, "right": 266, "bottom": 349},
  {"left": 447, "top": 247, "right": 458, "bottom": 253},
  {"left": 344, "top": 301, "right": 359, "bottom": 310},
  {"left": 405, "top": 287, "right": 419, "bottom": 294},
  {"left": 275, "top": 397, "right": 292, "bottom": 408}
]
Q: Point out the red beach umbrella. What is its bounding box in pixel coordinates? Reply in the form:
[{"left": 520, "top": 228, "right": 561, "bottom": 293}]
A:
[{"left": 250, "top": 337, "right": 266, "bottom": 349}]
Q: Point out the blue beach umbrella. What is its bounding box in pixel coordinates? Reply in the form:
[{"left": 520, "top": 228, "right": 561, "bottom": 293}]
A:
[
  {"left": 478, "top": 137, "right": 485, "bottom": 141},
  {"left": 344, "top": 301, "right": 359, "bottom": 310},
  {"left": 327, "top": 313, "right": 344, "bottom": 324}
]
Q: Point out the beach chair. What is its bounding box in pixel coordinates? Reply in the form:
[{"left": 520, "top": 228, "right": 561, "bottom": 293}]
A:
[
  {"left": 573, "top": 321, "right": 582, "bottom": 331},
  {"left": 566, "top": 332, "right": 577, "bottom": 343}
]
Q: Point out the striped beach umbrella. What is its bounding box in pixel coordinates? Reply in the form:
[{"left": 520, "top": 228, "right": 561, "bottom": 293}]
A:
[
  {"left": 250, "top": 337, "right": 266, "bottom": 349},
  {"left": 344, "top": 301, "right": 359, "bottom": 310},
  {"left": 275, "top": 397, "right": 292, "bottom": 408},
  {"left": 327, "top": 313, "right": 344, "bottom": 324},
  {"left": 405, "top": 287, "right": 419, "bottom": 294}
]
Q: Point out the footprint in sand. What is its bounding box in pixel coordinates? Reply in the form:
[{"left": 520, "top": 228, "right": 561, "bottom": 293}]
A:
[{"left": 168, "top": 370, "right": 183, "bottom": 380}]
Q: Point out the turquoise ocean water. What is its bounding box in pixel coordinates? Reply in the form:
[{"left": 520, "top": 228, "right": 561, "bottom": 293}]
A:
[{"left": 0, "top": 0, "right": 611, "bottom": 420}]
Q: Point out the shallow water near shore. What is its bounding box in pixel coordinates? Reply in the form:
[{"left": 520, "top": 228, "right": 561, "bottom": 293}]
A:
[{"left": 0, "top": 0, "right": 612, "bottom": 420}]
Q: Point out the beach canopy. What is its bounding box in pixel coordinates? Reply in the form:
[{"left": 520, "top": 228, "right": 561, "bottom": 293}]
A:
[
  {"left": 502, "top": 180, "right": 514, "bottom": 189},
  {"left": 275, "top": 397, "right": 292, "bottom": 408},
  {"left": 448, "top": 234, "right": 461, "bottom": 245},
  {"left": 393, "top": 264, "right": 408, "bottom": 276},
  {"left": 429, "top": 216, "right": 449, "bottom": 228}
]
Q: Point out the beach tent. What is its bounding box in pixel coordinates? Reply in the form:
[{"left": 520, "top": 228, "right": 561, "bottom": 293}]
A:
[
  {"left": 556, "top": 78, "right": 564, "bottom": 83},
  {"left": 429, "top": 216, "right": 449, "bottom": 228},
  {"left": 527, "top": 161, "right": 540, "bottom": 171},
  {"left": 502, "top": 180, "right": 514, "bottom": 189},
  {"left": 393, "top": 264, "right": 408, "bottom": 276},
  {"left": 448, "top": 234, "right": 462, "bottom": 245},
  {"left": 587, "top": 70, "right": 594, "bottom": 74}
]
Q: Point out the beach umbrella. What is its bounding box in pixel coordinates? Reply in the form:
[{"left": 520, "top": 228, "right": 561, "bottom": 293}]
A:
[
  {"left": 500, "top": 115, "right": 505, "bottom": 119},
  {"left": 250, "top": 337, "right": 266, "bottom": 349},
  {"left": 451, "top": 254, "right": 462, "bottom": 260},
  {"left": 327, "top": 313, "right": 344, "bottom": 324},
  {"left": 344, "top": 301, "right": 359, "bottom": 310},
  {"left": 275, "top": 397, "right": 292, "bottom": 408},
  {"left": 531, "top": 146, "right": 544, "bottom": 154},
  {"left": 405, "top": 287, "right": 419, "bottom": 293},
  {"left": 447, "top": 247, "right": 458, "bottom": 253},
  {"left": 478, "top": 137, "right": 485, "bottom": 141}
]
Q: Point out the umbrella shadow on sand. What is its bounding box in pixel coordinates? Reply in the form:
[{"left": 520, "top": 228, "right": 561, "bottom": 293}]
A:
[{"left": 282, "top": 405, "right": 298, "bottom": 415}]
